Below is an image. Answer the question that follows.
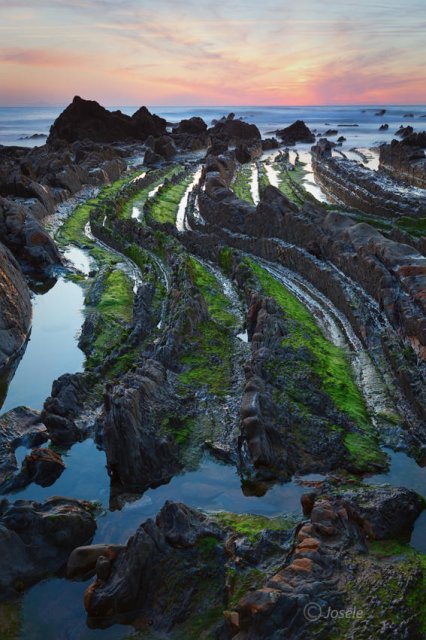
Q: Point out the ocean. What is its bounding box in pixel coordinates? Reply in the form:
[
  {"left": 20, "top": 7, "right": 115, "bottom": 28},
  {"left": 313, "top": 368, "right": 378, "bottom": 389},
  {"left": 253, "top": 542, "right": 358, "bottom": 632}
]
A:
[{"left": 0, "top": 104, "right": 425, "bottom": 150}]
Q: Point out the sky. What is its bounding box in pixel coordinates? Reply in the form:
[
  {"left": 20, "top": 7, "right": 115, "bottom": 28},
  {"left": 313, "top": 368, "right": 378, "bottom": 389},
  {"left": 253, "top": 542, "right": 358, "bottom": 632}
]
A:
[{"left": 0, "top": 0, "right": 425, "bottom": 106}]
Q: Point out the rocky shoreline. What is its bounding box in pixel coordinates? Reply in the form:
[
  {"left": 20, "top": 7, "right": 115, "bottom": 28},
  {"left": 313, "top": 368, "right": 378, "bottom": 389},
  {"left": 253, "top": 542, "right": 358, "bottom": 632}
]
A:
[{"left": 0, "top": 97, "right": 425, "bottom": 640}]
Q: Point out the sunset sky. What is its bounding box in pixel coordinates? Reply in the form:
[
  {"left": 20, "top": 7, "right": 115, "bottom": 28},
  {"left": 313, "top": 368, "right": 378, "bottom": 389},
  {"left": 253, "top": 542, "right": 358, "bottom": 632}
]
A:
[{"left": 0, "top": 0, "right": 425, "bottom": 106}]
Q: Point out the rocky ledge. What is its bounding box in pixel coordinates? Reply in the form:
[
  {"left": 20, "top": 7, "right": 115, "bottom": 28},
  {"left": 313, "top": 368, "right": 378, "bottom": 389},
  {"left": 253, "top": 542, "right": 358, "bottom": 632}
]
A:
[
  {"left": 311, "top": 138, "right": 426, "bottom": 218},
  {"left": 379, "top": 132, "right": 426, "bottom": 189},
  {"left": 78, "top": 485, "right": 424, "bottom": 639}
]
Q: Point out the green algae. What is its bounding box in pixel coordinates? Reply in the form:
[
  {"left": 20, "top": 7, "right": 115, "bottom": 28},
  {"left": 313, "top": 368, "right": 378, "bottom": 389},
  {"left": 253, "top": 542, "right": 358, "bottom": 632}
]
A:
[
  {"left": 148, "top": 172, "right": 194, "bottom": 225},
  {"left": 214, "top": 512, "right": 298, "bottom": 543},
  {"left": 246, "top": 259, "right": 385, "bottom": 470},
  {"left": 232, "top": 164, "right": 254, "bottom": 203}
]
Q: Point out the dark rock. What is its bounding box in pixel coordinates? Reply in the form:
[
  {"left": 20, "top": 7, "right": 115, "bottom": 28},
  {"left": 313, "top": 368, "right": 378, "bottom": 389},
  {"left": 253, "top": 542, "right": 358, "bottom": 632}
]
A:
[
  {"left": 337, "top": 135, "right": 346, "bottom": 142},
  {"left": 379, "top": 124, "right": 389, "bottom": 131},
  {"left": 261, "top": 138, "right": 279, "bottom": 151},
  {"left": 48, "top": 96, "right": 167, "bottom": 144},
  {"left": 0, "top": 197, "right": 61, "bottom": 273},
  {"left": 396, "top": 125, "right": 414, "bottom": 138},
  {"left": 152, "top": 135, "right": 177, "bottom": 160},
  {"left": 379, "top": 133, "right": 426, "bottom": 189},
  {"left": 0, "top": 407, "right": 47, "bottom": 486},
  {"left": 208, "top": 113, "right": 261, "bottom": 145},
  {"left": 172, "top": 116, "right": 207, "bottom": 136},
  {"left": 100, "top": 360, "right": 180, "bottom": 493},
  {"left": 84, "top": 501, "right": 224, "bottom": 628},
  {"left": 275, "top": 120, "right": 315, "bottom": 145},
  {"left": 375, "top": 109, "right": 386, "bottom": 116},
  {"left": 0, "top": 496, "right": 96, "bottom": 599},
  {"left": 1, "top": 447, "right": 65, "bottom": 492},
  {"left": 143, "top": 147, "right": 163, "bottom": 166},
  {"left": 42, "top": 373, "right": 90, "bottom": 444},
  {"left": 66, "top": 543, "right": 125, "bottom": 579},
  {"left": 324, "top": 129, "right": 338, "bottom": 136},
  {"left": 0, "top": 242, "right": 32, "bottom": 371}
]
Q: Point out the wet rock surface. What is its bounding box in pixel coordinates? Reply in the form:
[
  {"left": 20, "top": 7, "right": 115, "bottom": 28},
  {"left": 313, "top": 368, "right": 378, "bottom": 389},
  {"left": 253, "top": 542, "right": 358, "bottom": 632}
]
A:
[
  {"left": 275, "top": 120, "right": 315, "bottom": 145},
  {"left": 0, "top": 407, "right": 47, "bottom": 486},
  {"left": 0, "top": 242, "right": 32, "bottom": 372},
  {"left": 379, "top": 131, "right": 426, "bottom": 189},
  {"left": 311, "top": 137, "right": 426, "bottom": 217},
  {"left": 0, "top": 496, "right": 96, "bottom": 599}
]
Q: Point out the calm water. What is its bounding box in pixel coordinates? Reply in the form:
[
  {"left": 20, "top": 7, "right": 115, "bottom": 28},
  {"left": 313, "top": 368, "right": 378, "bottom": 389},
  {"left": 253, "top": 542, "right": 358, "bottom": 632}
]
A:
[
  {"left": 1, "top": 104, "right": 425, "bottom": 149},
  {"left": 0, "top": 275, "right": 85, "bottom": 414}
]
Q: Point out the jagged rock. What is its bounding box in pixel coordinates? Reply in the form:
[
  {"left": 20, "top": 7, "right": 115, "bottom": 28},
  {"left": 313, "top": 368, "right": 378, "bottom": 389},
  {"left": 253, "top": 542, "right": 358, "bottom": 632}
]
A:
[
  {"left": 261, "top": 138, "right": 279, "bottom": 151},
  {"left": 379, "top": 123, "right": 389, "bottom": 131},
  {"left": 1, "top": 447, "right": 64, "bottom": 492},
  {"left": 0, "top": 242, "right": 32, "bottom": 371},
  {"left": 311, "top": 138, "right": 426, "bottom": 216},
  {"left": 208, "top": 113, "right": 261, "bottom": 145},
  {"left": 172, "top": 117, "right": 207, "bottom": 136},
  {"left": 152, "top": 135, "right": 177, "bottom": 160},
  {"left": 375, "top": 109, "right": 386, "bottom": 116},
  {"left": 143, "top": 147, "right": 163, "bottom": 166},
  {"left": 100, "top": 360, "right": 180, "bottom": 492},
  {"left": 47, "top": 96, "right": 167, "bottom": 144},
  {"left": 0, "top": 197, "right": 61, "bottom": 273},
  {"left": 396, "top": 125, "right": 414, "bottom": 138},
  {"left": 84, "top": 501, "right": 224, "bottom": 627},
  {"left": 379, "top": 132, "right": 426, "bottom": 189},
  {"left": 42, "top": 373, "right": 90, "bottom": 444},
  {"left": 275, "top": 120, "right": 315, "bottom": 145},
  {"left": 0, "top": 407, "right": 47, "bottom": 486},
  {"left": 235, "top": 142, "right": 263, "bottom": 164},
  {"left": 324, "top": 128, "right": 338, "bottom": 136},
  {"left": 0, "top": 496, "right": 96, "bottom": 600}
]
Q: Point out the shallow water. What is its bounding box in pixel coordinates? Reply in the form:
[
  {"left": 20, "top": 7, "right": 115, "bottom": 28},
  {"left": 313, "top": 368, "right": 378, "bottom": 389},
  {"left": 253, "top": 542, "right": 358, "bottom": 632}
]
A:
[{"left": 0, "top": 276, "right": 85, "bottom": 414}]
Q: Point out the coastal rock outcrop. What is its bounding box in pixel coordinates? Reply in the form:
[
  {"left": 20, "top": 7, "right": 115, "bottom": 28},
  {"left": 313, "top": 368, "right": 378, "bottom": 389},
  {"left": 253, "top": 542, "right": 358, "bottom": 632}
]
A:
[
  {"left": 0, "top": 407, "right": 47, "bottom": 486},
  {"left": 84, "top": 501, "right": 224, "bottom": 627},
  {"left": 100, "top": 360, "right": 180, "bottom": 493},
  {"left": 47, "top": 96, "right": 167, "bottom": 144},
  {"left": 208, "top": 113, "right": 261, "bottom": 145},
  {"left": 311, "top": 138, "right": 426, "bottom": 217},
  {"left": 0, "top": 496, "right": 96, "bottom": 600},
  {"left": 0, "top": 242, "right": 32, "bottom": 372},
  {"left": 0, "top": 197, "right": 60, "bottom": 273},
  {"left": 275, "top": 120, "right": 315, "bottom": 145},
  {"left": 379, "top": 132, "right": 426, "bottom": 189}
]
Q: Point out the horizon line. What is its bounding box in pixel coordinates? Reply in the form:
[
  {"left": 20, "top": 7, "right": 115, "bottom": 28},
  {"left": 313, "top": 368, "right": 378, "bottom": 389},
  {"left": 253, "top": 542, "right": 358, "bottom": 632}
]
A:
[{"left": 1, "top": 102, "right": 426, "bottom": 109}]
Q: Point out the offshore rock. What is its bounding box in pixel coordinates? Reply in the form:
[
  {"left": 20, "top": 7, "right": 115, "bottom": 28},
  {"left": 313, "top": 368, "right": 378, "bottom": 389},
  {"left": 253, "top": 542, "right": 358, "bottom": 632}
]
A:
[{"left": 275, "top": 120, "right": 315, "bottom": 145}]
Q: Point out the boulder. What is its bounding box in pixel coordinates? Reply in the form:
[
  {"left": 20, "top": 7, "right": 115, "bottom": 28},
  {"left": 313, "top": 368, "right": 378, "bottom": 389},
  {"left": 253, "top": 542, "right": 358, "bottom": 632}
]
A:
[
  {"left": 275, "top": 120, "right": 315, "bottom": 145},
  {"left": 0, "top": 496, "right": 96, "bottom": 599},
  {"left": 42, "top": 372, "right": 90, "bottom": 444},
  {"left": 0, "top": 407, "right": 47, "bottom": 486},
  {"left": 1, "top": 447, "right": 65, "bottom": 492}
]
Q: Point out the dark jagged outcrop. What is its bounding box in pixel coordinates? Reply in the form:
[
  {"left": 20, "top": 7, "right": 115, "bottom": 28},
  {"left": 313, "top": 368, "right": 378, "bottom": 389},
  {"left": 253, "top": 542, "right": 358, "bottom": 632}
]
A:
[
  {"left": 0, "top": 496, "right": 96, "bottom": 600},
  {"left": 0, "top": 197, "right": 60, "bottom": 273},
  {"left": 311, "top": 138, "right": 426, "bottom": 217},
  {"left": 42, "top": 372, "right": 91, "bottom": 444},
  {"left": 100, "top": 360, "right": 180, "bottom": 493},
  {"left": 0, "top": 242, "right": 32, "bottom": 372},
  {"left": 0, "top": 447, "right": 64, "bottom": 492},
  {"left": 233, "top": 486, "right": 423, "bottom": 639},
  {"left": 208, "top": 113, "right": 261, "bottom": 145},
  {"left": 275, "top": 120, "right": 315, "bottom": 145},
  {"left": 47, "top": 96, "right": 167, "bottom": 144},
  {"left": 81, "top": 487, "right": 424, "bottom": 637},
  {"left": 0, "top": 407, "right": 47, "bottom": 486},
  {"left": 379, "top": 132, "right": 426, "bottom": 189},
  {"left": 84, "top": 501, "right": 224, "bottom": 627}
]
